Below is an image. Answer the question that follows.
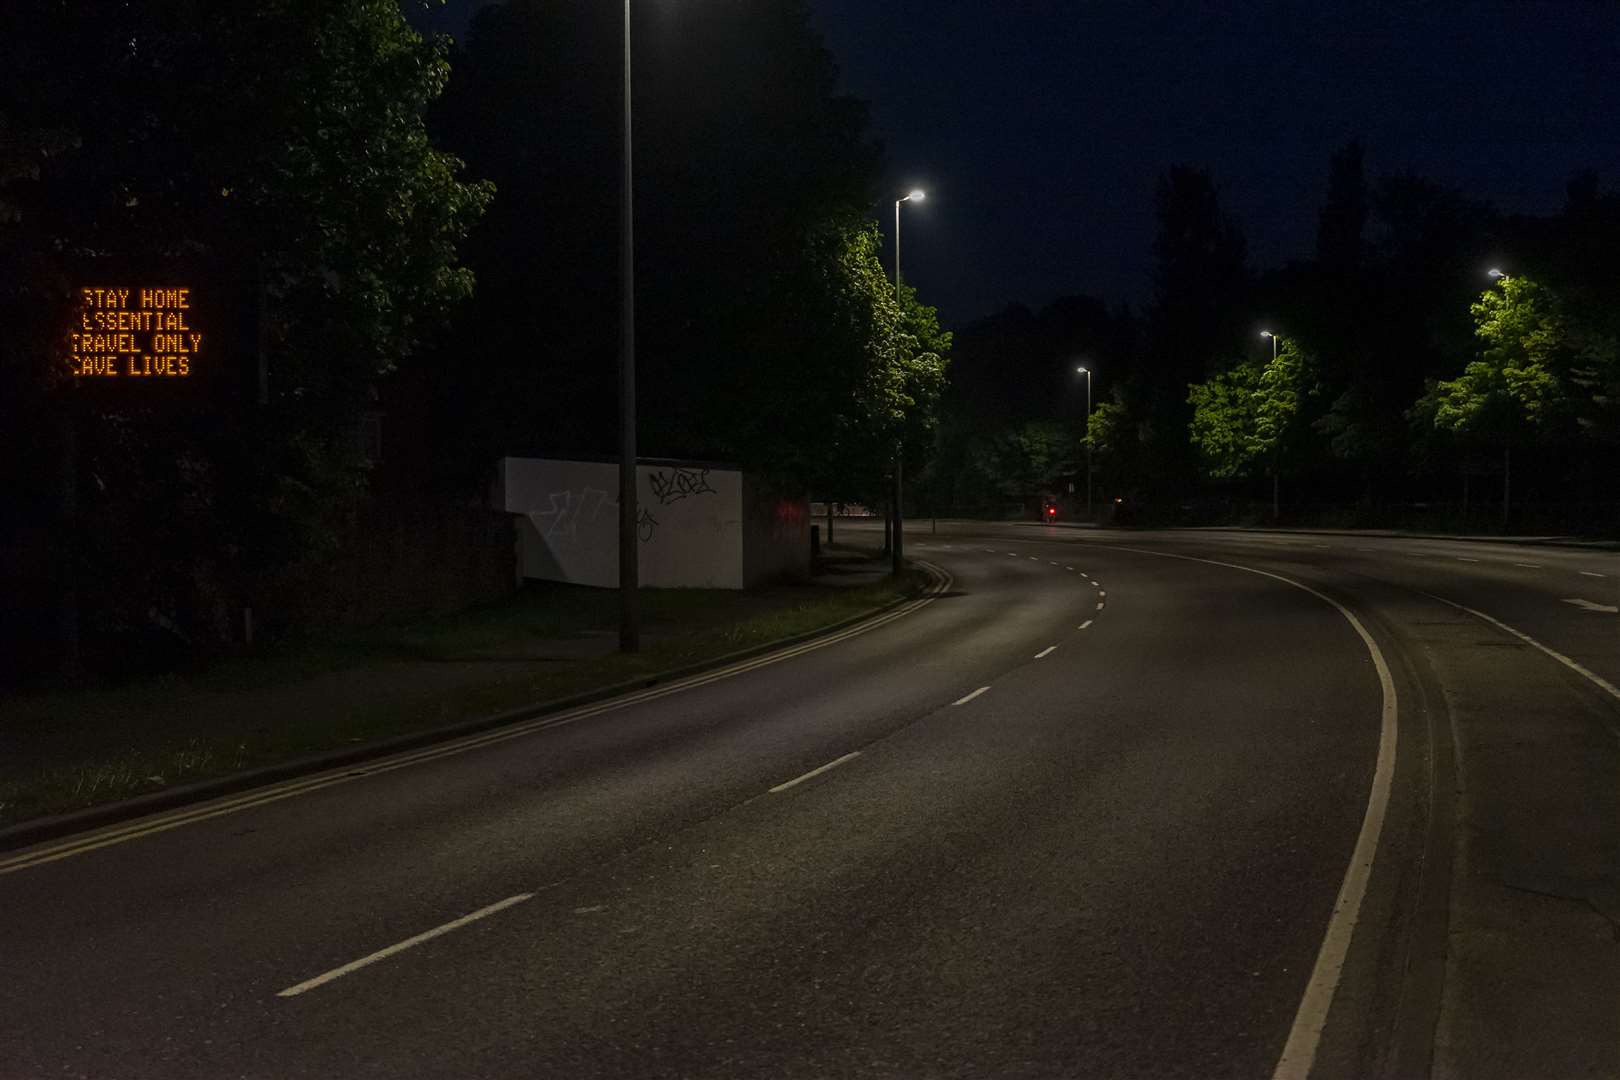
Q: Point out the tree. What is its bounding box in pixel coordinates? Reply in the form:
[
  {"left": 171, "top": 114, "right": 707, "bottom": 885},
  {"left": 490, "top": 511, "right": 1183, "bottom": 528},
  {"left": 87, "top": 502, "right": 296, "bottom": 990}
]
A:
[
  {"left": 430, "top": 0, "right": 886, "bottom": 478},
  {"left": 0, "top": 0, "right": 489, "bottom": 668},
  {"left": 1142, "top": 166, "right": 1250, "bottom": 496},
  {"left": 1188, "top": 339, "right": 1312, "bottom": 518},
  {"left": 1413, "top": 275, "right": 1581, "bottom": 523},
  {"left": 1317, "top": 140, "right": 1368, "bottom": 275}
]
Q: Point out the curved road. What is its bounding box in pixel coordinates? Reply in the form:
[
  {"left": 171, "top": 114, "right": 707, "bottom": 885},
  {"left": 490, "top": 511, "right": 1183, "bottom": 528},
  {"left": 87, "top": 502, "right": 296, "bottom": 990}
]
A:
[{"left": 1, "top": 522, "right": 1615, "bottom": 1078}]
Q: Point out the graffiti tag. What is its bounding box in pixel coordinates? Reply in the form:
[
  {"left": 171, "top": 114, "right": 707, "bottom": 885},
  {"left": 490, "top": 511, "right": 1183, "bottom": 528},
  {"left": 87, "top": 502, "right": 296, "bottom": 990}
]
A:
[
  {"left": 649, "top": 466, "right": 717, "bottom": 506},
  {"left": 531, "top": 487, "right": 615, "bottom": 545}
]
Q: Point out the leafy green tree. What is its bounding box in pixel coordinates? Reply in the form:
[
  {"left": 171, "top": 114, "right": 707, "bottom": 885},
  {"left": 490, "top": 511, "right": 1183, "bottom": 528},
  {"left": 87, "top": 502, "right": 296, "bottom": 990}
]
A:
[
  {"left": 895, "top": 283, "right": 952, "bottom": 474},
  {"left": 1412, "top": 275, "right": 1582, "bottom": 522},
  {"left": 1187, "top": 339, "right": 1312, "bottom": 517}
]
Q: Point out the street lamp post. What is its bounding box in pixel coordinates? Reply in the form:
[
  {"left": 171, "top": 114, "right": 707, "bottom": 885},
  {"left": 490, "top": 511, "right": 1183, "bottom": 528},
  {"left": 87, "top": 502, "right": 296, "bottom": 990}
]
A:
[
  {"left": 1260, "top": 330, "right": 1280, "bottom": 521},
  {"left": 1488, "top": 268, "right": 1511, "bottom": 522},
  {"left": 618, "top": 0, "right": 639, "bottom": 652},
  {"left": 891, "top": 189, "right": 925, "bottom": 577},
  {"left": 1076, "top": 365, "right": 1092, "bottom": 521}
]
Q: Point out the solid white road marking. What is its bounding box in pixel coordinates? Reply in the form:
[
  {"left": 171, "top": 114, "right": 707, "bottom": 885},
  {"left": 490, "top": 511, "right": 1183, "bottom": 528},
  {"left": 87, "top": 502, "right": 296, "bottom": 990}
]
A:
[
  {"left": 1561, "top": 598, "right": 1619, "bottom": 614},
  {"left": 277, "top": 893, "right": 535, "bottom": 998},
  {"left": 953, "top": 686, "right": 991, "bottom": 705},
  {"left": 1581, "top": 570, "right": 1607, "bottom": 578},
  {"left": 1034, "top": 646, "right": 1057, "bottom": 659},
  {"left": 1078, "top": 620, "right": 1093, "bottom": 630},
  {"left": 770, "top": 751, "right": 862, "bottom": 794},
  {"left": 1086, "top": 543, "right": 1398, "bottom": 1080},
  {"left": 1424, "top": 592, "right": 1620, "bottom": 705},
  {"left": 1514, "top": 562, "right": 1543, "bottom": 569}
]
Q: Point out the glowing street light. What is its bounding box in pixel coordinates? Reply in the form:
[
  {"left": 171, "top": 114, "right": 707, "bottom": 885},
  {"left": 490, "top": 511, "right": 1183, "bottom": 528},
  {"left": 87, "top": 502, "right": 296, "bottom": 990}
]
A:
[{"left": 1488, "top": 267, "right": 1508, "bottom": 280}]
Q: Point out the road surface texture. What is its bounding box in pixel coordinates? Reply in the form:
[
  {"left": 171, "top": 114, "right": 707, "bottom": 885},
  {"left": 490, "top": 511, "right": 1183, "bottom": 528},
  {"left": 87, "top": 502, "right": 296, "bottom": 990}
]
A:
[{"left": 2, "top": 522, "right": 1615, "bottom": 1078}]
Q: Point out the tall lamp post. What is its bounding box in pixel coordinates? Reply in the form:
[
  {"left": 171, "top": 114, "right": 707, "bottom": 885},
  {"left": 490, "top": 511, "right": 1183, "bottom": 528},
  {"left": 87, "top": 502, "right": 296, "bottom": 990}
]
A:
[
  {"left": 618, "top": 0, "right": 639, "bottom": 651},
  {"left": 891, "top": 189, "right": 925, "bottom": 576},
  {"left": 1260, "top": 330, "right": 1281, "bottom": 521},
  {"left": 1076, "top": 365, "right": 1092, "bottom": 521},
  {"left": 1487, "top": 268, "right": 1511, "bottom": 523}
]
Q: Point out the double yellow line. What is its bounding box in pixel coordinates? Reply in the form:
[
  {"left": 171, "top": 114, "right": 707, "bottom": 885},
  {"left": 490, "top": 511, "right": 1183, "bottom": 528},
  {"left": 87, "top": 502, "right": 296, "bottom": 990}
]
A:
[{"left": 0, "top": 562, "right": 951, "bottom": 877}]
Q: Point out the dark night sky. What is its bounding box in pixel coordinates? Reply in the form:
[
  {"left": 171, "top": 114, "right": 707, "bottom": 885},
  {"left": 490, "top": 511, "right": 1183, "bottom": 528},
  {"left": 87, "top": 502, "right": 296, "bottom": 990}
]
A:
[{"left": 412, "top": 1, "right": 1620, "bottom": 327}]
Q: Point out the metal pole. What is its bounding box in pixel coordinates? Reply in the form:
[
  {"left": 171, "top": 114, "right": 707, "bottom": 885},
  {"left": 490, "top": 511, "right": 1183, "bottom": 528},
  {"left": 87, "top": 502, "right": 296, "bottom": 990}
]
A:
[
  {"left": 1084, "top": 369, "right": 1093, "bottom": 521},
  {"left": 1270, "top": 333, "right": 1279, "bottom": 521},
  {"left": 618, "top": 0, "right": 639, "bottom": 652},
  {"left": 892, "top": 200, "right": 904, "bottom": 575},
  {"left": 895, "top": 200, "right": 902, "bottom": 292},
  {"left": 892, "top": 442, "right": 904, "bottom": 574}
]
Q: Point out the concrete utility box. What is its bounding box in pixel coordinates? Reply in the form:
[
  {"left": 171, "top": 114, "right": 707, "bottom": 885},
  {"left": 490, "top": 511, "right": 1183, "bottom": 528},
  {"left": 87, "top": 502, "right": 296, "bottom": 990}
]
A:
[{"left": 495, "top": 457, "right": 809, "bottom": 589}]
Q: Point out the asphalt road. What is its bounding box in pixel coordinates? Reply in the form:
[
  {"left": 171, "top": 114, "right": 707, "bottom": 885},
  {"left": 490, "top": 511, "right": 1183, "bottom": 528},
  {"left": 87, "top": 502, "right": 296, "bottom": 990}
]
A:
[{"left": 2, "top": 522, "right": 1615, "bottom": 1079}]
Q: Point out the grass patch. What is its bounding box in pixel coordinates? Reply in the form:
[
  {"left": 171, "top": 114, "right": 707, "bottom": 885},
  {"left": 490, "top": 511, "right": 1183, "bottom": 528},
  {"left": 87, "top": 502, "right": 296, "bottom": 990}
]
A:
[{"left": 0, "top": 563, "right": 927, "bottom": 830}]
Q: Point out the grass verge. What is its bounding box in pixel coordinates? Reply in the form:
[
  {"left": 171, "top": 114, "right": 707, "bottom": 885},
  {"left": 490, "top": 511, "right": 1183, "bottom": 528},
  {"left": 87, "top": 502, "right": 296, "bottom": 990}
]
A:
[{"left": 0, "top": 563, "right": 928, "bottom": 830}]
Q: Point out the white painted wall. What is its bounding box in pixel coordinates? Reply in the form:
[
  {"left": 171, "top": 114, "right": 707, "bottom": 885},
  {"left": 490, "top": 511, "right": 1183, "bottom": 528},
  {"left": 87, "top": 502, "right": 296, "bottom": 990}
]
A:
[{"left": 497, "top": 458, "right": 803, "bottom": 590}]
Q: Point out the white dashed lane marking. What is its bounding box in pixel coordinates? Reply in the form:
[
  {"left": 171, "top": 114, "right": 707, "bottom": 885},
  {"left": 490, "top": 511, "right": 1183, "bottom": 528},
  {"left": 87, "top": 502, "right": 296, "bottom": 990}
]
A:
[
  {"left": 770, "top": 752, "right": 862, "bottom": 794},
  {"left": 278, "top": 893, "right": 536, "bottom": 998}
]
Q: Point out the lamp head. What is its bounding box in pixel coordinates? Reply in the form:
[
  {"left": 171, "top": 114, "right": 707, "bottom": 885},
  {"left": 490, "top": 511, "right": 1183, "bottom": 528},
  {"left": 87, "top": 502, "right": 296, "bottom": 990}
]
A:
[
  {"left": 1076, "top": 365, "right": 1089, "bottom": 374},
  {"left": 1260, "top": 330, "right": 1275, "bottom": 339},
  {"left": 1488, "top": 268, "right": 1507, "bottom": 279},
  {"left": 904, "top": 189, "right": 926, "bottom": 203}
]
